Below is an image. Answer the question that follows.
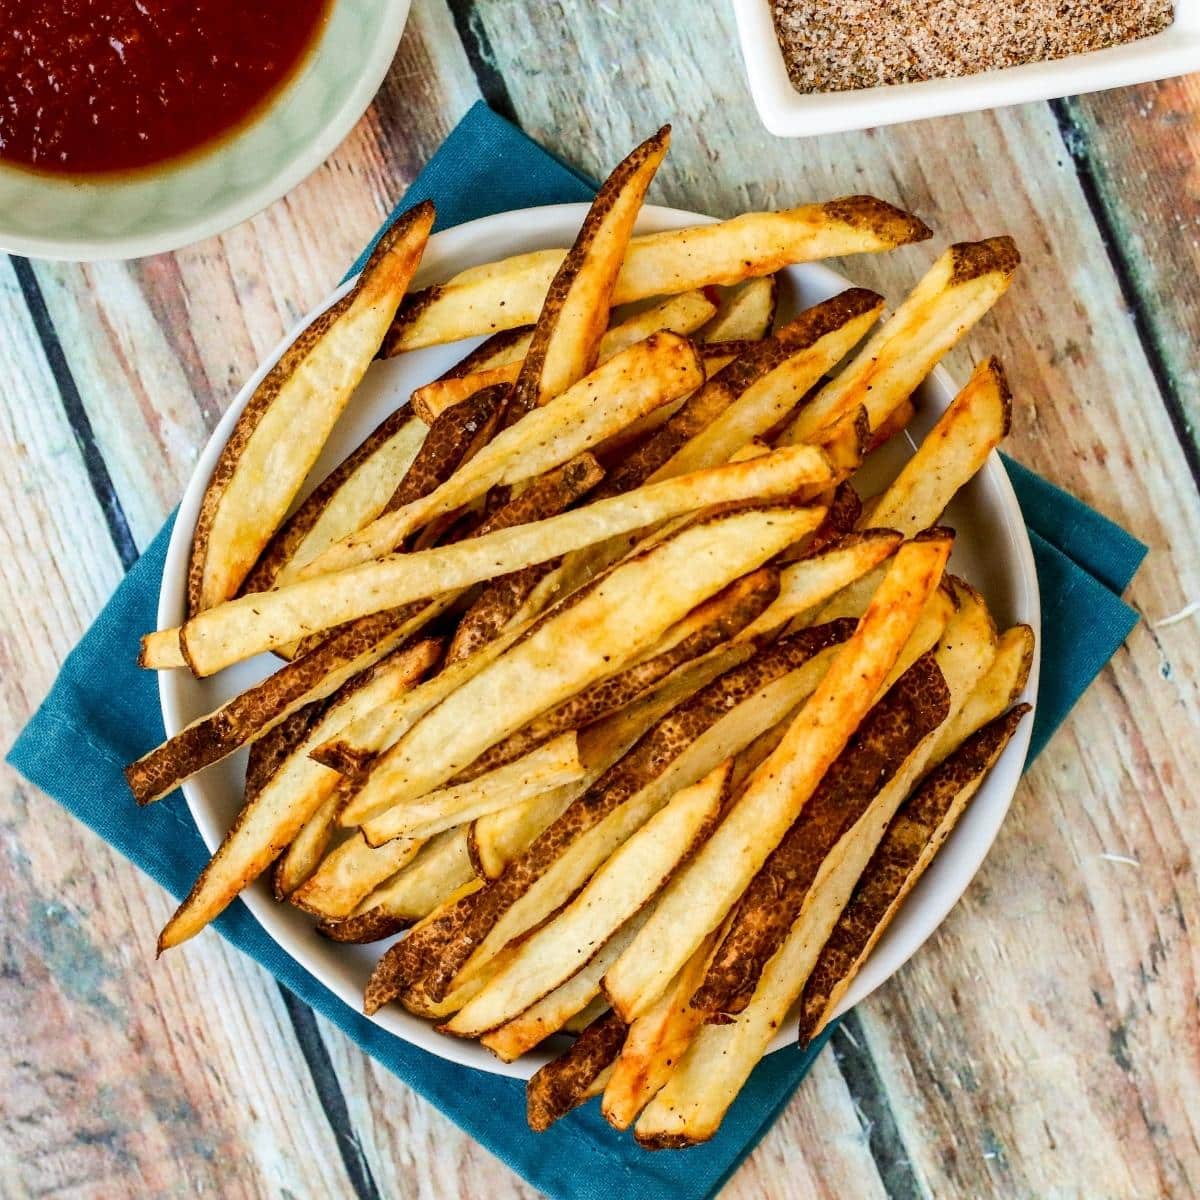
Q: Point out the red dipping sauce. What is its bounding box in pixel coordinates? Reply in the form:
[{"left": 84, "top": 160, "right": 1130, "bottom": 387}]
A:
[{"left": 0, "top": 0, "right": 331, "bottom": 176}]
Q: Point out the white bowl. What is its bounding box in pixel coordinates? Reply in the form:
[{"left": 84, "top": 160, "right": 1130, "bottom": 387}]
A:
[
  {"left": 159, "top": 203, "right": 1040, "bottom": 1078},
  {"left": 734, "top": 0, "right": 1200, "bottom": 137},
  {"left": 0, "top": 0, "right": 411, "bottom": 261}
]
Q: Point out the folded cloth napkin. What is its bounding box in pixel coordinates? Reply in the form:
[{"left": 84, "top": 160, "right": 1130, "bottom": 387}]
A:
[{"left": 9, "top": 102, "right": 1147, "bottom": 1200}]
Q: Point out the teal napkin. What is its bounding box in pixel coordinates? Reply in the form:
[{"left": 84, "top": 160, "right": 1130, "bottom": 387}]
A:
[{"left": 8, "top": 102, "right": 1146, "bottom": 1199}]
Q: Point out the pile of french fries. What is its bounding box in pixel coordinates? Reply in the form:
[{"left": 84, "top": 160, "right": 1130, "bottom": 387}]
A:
[{"left": 130, "top": 126, "right": 1035, "bottom": 1147}]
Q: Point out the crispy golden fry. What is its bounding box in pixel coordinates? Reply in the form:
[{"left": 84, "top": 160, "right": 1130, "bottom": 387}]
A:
[
  {"left": 699, "top": 276, "right": 778, "bottom": 343},
  {"left": 690, "top": 653, "right": 949, "bottom": 1016},
  {"left": 188, "top": 202, "right": 435, "bottom": 614},
  {"left": 602, "top": 532, "right": 952, "bottom": 1022},
  {"left": 241, "top": 408, "right": 427, "bottom": 594},
  {"left": 382, "top": 197, "right": 931, "bottom": 354},
  {"left": 527, "top": 1010, "right": 629, "bottom": 1131},
  {"left": 474, "top": 913, "right": 650, "bottom": 1062},
  {"left": 445, "top": 762, "right": 730, "bottom": 1038},
  {"left": 657, "top": 290, "right": 883, "bottom": 479},
  {"left": 736, "top": 531, "right": 902, "bottom": 642},
  {"left": 273, "top": 786, "right": 344, "bottom": 899},
  {"left": 602, "top": 928, "right": 722, "bottom": 1130},
  {"left": 243, "top": 701, "right": 324, "bottom": 801},
  {"left": 365, "top": 623, "right": 851, "bottom": 1012},
  {"left": 127, "top": 617, "right": 441, "bottom": 805},
  {"left": 782, "top": 237, "right": 1019, "bottom": 443},
  {"left": 340, "top": 505, "right": 826, "bottom": 825},
  {"left": 875, "top": 582, "right": 956, "bottom": 699},
  {"left": 412, "top": 291, "right": 716, "bottom": 423},
  {"left": 316, "top": 828, "right": 475, "bottom": 943},
  {"left": 510, "top": 128, "right": 670, "bottom": 416},
  {"left": 291, "top": 331, "right": 704, "bottom": 580},
  {"left": 361, "top": 733, "right": 585, "bottom": 845},
  {"left": 155, "top": 640, "right": 439, "bottom": 949},
  {"left": 468, "top": 785, "right": 581, "bottom": 881},
  {"left": 796, "top": 703, "right": 1029, "bottom": 1045},
  {"left": 290, "top": 831, "right": 425, "bottom": 920}
]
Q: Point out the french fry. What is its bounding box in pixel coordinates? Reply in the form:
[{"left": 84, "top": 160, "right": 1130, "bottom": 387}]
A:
[
  {"left": 868, "top": 356, "right": 1011, "bottom": 537},
  {"left": 273, "top": 787, "right": 344, "bottom": 899},
  {"left": 602, "top": 928, "right": 723, "bottom": 1130},
  {"left": 475, "top": 913, "right": 650, "bottom": 1061},
  {"left": 792, "top": 481, "right": 863, "bottom": 561},
  {"left": 512, "top": 129, "right": 671, "bottom": 416},
  {"left": 656, "top": 289, "right": 883, "bottom": 480},
  {"left": 796, "top": 703, "right": 1030, "bottom": 1046},
  {"left": 602, "top": 532, "right": 952, "bottom": 1022},
  {"left": 290, "top": 831, "right": 425, "bottom": 920},
  {"left": 782, "top": 237, "right": 1019, "bottom": 443},
  {"left": 361, "top": 733, "right": 585, "bottom": 845},
  {"left": 382, "top": 197, "right": 931, "bottom": 354},
  {"left": 188, "top": 202, "right": 435, "bottom": 614},
  {"left": 527, "top": 1011, "right": 629, "bottom": 1131},
  {"left": 699, "top": 275, "right": 778, "bottom": 343},
  {"left": 293, "top": 331, "right": 704, "bottom": 579},
  {"left": 316, "top": 828, "right": 474, "bottom": 943},
  {"left": 243, "top": 701, "right": 324, "bottom": 801},
  {"left": 341, "top": 504, "right": 827, "bottom": 825},
  {"left": 365, "top": 622, "right": 852, "bottom": 1012},
  {"left": 241, "top": 408, "right": 427, "bottom": 594},
  {"left": 162, "top": 447, "right": 829, "bottom": 677},
  {"left": 445, "top": 762, "right": 731, "bottom": 1038},
  {"left": 155, "top": 639, "right": 439, "bottom": 949},
  {"left": 411, "top": 291, "right": 717, "bottom": 423},
  {"left": 690, "top": 652, "right": 950, "bottom": 1016},
  {"left": 127, "top": 617, "right": 441, "bottom": 805},
  {"left": 468, "top": 785, "right": 581, "bottom": 881},
  {"left": 736, "top": 531, "right": 902, "bottom": 642}
]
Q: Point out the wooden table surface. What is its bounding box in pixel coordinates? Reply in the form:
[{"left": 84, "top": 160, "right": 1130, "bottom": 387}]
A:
[{"left": 3, "top": 3, "right": 1199, "bottom": 1197}]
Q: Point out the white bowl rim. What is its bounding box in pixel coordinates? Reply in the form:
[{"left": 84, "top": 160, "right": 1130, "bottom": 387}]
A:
[
  {"left": 0, "top": 2, "right": 412, "bottom": 262},
  {"left": 159, "top": 201, "right": 1040, "bottom": 1079}
]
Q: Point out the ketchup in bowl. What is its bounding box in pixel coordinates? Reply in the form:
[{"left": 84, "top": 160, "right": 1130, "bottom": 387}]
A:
[{"left": 0, "top": 0, "right": 331, "bottom": 176}]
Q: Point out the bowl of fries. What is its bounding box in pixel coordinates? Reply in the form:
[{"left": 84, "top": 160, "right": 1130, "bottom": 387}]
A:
[{"left": 133, "top": 128, "right": 1038, "bottom": 1144}]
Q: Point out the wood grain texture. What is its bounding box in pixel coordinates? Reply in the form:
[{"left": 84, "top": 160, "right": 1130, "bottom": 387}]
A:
[{"left": 3, "top": 0, "right": 1199, "bottom": 1196}]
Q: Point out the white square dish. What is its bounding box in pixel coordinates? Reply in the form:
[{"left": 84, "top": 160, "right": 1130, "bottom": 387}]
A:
[{"left": 733, "top": 0, "right": 1200, "bottom": 137}]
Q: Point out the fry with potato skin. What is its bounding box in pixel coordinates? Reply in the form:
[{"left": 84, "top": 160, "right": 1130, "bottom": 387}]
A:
[
  {"left": 272, "top": 785, "right": 344, "bottom": 899},
  {"left": 290, "top": 830, "right": 425, "bottom": 920},
  {"left": 699, "top": 275, "right": 778, "bottom": 343},
  {"left": 382, "top": 197, "right": 931, "bottom": 355},
  {"left": 602, "top": 531, "right": 953, "bottom": 1022},
  {"left": 366, "top": 621, "right": 854, "bottom": 1012},
  {"left": 509, "top": 127, "right": 670, "bottom": 418},
  {"left": 690, "top": 652, "right": 950, "bottom": 1017},
  {"left": 796, "top": 703, "right": 1030, "bottom": 1046},
  {"left": 527, "top": 1010, "right": 629, "bottom": 1132},
  {"left": 188, "top": 202, "right": 435, "bottom": 614}
]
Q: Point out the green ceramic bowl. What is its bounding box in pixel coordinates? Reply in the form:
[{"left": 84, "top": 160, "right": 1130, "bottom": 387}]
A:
[{"left": 0, "top": 0, "right": 411, "bottom": 261}]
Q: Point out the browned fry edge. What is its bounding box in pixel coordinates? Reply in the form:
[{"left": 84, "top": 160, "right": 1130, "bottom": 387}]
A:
[
  {"left": 527, "top": 1010, "right": 629, "bottom": 1132},
  {"left": 948, "top": 235, "right": 1020, "bottom": 285},
  {"left": 823, "top": 195, "right": 932, "bottom": 245},
  {"left": 317, "top": 907, "right": 413, "bottom": 944},
  {"left": 186, "top": 201, "right": 435, "bottom": 616}
]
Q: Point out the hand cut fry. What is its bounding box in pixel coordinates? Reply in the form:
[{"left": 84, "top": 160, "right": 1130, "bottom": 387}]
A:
[
  {"left": 736, "top": 530, "right": 902, "bottom": 641},
  {"left": 468, "top": 784, "right": 582, "bottom": 881},
  {"left": 868, "top": 356, "right": 1012, "bottom": 537},
  {"left": 474, "top": 913, "right": 649, "bottom": 1062},
  {"left": 367, "top": 623, "right": 850, "bottom": 1011},
  {"left": 361, "top": 733, "right": 585, "bottom": 845},
  {"left": 382, "top": 197, "right": 931, "bottom": 354},
  {"left": 782, "top": 237, "right": 1019, "bottom": 443},
  {"left": 601, "top": 928, "right": 722, "bottom": 1130},
  {"left": 296, "top": 332, "right": 704, "bottom": 579},
  {"left": 273, "top": 787, "right": 344, "bottom": 899},
  {"left": 796, "top": 703, "right": 1029, "bottom": 1045},
  {"left": 690, "top": 652, "right": 949, "bottom": 1016},
  {"left": 290, "top": 831, "right": 425, "bottom": 920},
  {"left": 656, "top": 289, "right": 883, "bottom": 480},
  {"left": 527, "top": 1010, "right": 629, "bottom": 1131},
  {"left": 242, "top": 408, "right": 427, "bottom": 594},
  {"left": 602, "top": 532, "right": 952, "bottom": 1022},
  {"left": 699, "top": 276, "right": 778, "bottom": 343},
  {"left": 164, "top": 446, "right": 829, "bottom": 677},
  {"left": 412, "top": 290, "right": 717, "bottom": 423},
  {"left": 340, "top": 504, "right": 827, "bottom": 825},
  {"left": 156, "top": 639, "right": 439, "bottom": 949},
  {"left": 509, "top": 128, "right": 670, "bottom": 416},
  {"left": 188, "top": 202, "right": 435, "bottom": 614},
  {"left": 243, "top": 701, "right": 324, "bottom": 801},
  {"left": 445, "top": 762, "right": 730, "bottom": 1038},
  {"left": 316, "top": 828, "right": 474, "bottom": 943}
]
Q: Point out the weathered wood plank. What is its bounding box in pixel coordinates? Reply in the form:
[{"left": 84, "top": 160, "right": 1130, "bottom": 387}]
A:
[{"left": 464, "top": 3, "right": 1200, "bottom": 1196}]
